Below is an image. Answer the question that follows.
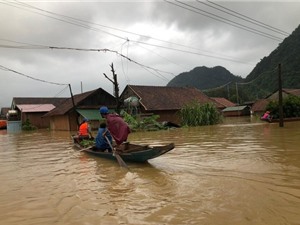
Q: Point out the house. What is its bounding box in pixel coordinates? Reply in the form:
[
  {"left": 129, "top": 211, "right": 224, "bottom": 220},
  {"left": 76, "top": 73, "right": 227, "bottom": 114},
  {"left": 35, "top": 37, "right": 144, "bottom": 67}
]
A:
[
  {"left": 222, "top": 105, "right": 251, "bottom": 117},
  {"left": 44, "top": 88, "right": 116, "bottom": 131},
  {"left": 120, "top": 85, "right": 218, "bottom": 125},
  {"left": 251, "top": 99, "right": 271, "bottom": 116},
  {"left": 211, "top": 97, "right": 236, "bottom": 110},
  {"left": 268, "top": 88, "right": 300, "bottom": 100},
  {"left": 10, "top": 97, "right": 67, "bottom": 129},
  {"left": 0, "top": 107, "right": 10, "bottom": 119},
  {"left": 251, "top": 88, "right": 300, "bottom": 116}
]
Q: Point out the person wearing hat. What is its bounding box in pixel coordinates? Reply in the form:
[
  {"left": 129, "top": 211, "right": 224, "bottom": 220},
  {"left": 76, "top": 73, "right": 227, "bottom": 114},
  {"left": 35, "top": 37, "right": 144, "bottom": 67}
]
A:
[
  {"left": 77, "top": 118, "right": 92, "bottom": 140},
  {"left": 99, "top": 106, "right": 131, "bottom": 150}
]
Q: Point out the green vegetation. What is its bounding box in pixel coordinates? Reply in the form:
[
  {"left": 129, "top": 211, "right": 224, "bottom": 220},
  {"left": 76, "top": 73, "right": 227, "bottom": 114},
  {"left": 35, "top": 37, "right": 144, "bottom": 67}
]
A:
[
  {"left": 80, "top": 139, "right": 95, "bottom": 147},
  {"left": 122, "top": 112, "right": 165, "bottom": 131},
  {"left": 22, "top": 119, "right": 37, "bottom": 131},
  {"left": 167, "top": 66, "right": 243, "bottom": 90},
  {"left": 266, "top": 95, "right": 300, "bottom": 119},
  {"left": 167, "top": 24, "right": 300, "bottom": 104},
  {"left": 179, "top": 101, "right": 222, "bottom": 126}
]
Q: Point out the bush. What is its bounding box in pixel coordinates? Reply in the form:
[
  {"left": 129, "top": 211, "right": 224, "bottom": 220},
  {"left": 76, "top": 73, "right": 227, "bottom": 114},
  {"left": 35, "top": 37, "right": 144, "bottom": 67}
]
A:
[
  {"left": 22, "top": 119, "right": 37, "bottom": 131},
  {"left": 122, "top": 112, "right": 165, "bottom": 131},
  {"left": 179, "top": 101, "right": 222, "bottom": 126},
  {"left": 266, "top": 95, "right": 300, "bottom": 118}
]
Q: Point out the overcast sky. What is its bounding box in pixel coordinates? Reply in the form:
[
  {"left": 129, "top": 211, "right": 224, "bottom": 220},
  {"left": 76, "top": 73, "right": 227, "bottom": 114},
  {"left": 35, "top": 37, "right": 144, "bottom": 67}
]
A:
[{"left": 1, "top": 0, "right": 300, "bottom": 108}]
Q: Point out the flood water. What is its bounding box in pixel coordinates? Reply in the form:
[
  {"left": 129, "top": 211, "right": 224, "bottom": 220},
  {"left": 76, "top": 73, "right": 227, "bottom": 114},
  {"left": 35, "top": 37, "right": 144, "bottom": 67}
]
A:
[{"left": 0, "top": 118, "right": 300, "bottom": 225}]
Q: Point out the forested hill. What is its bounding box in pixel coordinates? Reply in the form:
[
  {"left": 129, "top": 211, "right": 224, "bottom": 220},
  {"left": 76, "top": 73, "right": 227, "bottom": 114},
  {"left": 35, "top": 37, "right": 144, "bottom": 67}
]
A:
[
  {"left": 167, "top": 24, "right": 300, "bottom": 103},
  {"left": 167, "top": 66, "right": 243, "bottom": 90},
  {"left": 237, "top": 23, "right": 300, "bottom": 101},
  {"left": 245, "top": 24, "right": 300, "bottom": 84}
]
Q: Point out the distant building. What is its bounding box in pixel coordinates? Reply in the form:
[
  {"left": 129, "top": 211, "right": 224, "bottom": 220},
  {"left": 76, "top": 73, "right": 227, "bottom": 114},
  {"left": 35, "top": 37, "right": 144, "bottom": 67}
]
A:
[
  {"left": 222, "top": 105, "right": 251, "bottom": 117},
  {"left": 44, "top": 88, "right": 116, "bottom": 131},
  {"left": 0, "top": 107, "right": 10, "bottom": 119},
  {"left": 251, "top": 88, "right": 300, "bottom": 116},
  {"left": 10, "top": 97, "right": 67, "bottom": 129},
  {"left": 211, "top": 97, "right": 236, "bottom": 110},
  {"left": 121, "top": 85, "right": 218, "bottom": 125}
]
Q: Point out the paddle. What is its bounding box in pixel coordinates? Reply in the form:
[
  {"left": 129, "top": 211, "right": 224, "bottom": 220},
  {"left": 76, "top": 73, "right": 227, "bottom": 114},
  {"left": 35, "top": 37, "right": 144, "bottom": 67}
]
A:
[
  {"left": 104, "top": 135, "right": 129, "bottom": 169},
  {"left": 79, "top": 146, "right": 92, "bottom": 152}
]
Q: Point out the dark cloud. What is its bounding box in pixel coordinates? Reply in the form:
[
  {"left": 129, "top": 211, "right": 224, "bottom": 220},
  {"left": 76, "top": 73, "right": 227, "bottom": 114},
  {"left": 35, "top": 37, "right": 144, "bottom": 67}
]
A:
[{"left": 1, "top": 1, "right": 300, "bottom": 107}]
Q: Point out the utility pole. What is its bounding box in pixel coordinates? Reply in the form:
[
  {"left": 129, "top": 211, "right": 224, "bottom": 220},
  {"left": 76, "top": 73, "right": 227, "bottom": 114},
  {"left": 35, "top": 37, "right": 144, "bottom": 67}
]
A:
[
  {"left": 68, "top": 84, "right": 79, "bottom": 127},
  {"left": 103, "top": 63, "right": 121, "bottom": 114},
  {"left": 278, "top": 64, "right": 284, "bottom": 127},
  {"left": 235, "top": 82, "right": 239, "bottom": 105}
]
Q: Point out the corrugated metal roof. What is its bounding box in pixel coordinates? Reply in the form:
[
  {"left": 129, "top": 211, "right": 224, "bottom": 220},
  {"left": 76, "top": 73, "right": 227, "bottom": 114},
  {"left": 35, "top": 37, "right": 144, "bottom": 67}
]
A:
[
  {"left": 16, "top": 104, "right": 55, "bottom": 112},
  {"left": 76, "top": 109, "right": 102, "bottom": 121},
  {"left": 222, "top": 106, "right": 247, "bottom": 112}
]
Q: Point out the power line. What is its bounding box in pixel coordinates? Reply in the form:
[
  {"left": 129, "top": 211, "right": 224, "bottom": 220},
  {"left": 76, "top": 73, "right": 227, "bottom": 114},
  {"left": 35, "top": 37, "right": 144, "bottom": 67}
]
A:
[
  {"left": 202, "top": 81, "right": 232, "bottom": 92},
  {"left": 0, "top": 41, "right": 175, "bottom": 82},
  {"left": 9, "top": 0, "right": 247, "bottom": 60},
  {"left": 0, "top": 1, "right": 256, "bottom": 66},
  {"left": 205, "top": 0, "right": 289, "bottom": 36},
  {"left": 0, "top": 64, "right": 68, "bottom": 86},
  {"left": 0, "top": 39, "right": 255, "bottom": 67},
  {"left": 47, "top": 46, "right": 175, "bottom": 76},
  {"left": 165, "top": 0, "right": 284, "bottom": 42}
]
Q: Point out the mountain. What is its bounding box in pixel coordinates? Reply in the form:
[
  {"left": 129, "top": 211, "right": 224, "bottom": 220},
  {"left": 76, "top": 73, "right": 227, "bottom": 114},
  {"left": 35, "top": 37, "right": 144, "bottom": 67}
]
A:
[
  {"left": 167, "top": 66, "right": 243, "bottom": 90},
  {"left": 245, "top": 24, "right": 300, "bottom": 89},
  {"left": 166, "top": 24, "right": 300, "bottom": 103}
]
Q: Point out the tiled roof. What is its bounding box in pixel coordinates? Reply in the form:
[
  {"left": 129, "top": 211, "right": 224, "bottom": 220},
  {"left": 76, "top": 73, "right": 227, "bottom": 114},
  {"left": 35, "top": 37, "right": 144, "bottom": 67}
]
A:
[
  {"left": 283, "top": 89, "right": 300, "bottom": 96},
  {"left": 251, "top": 99, "right": 270, "bottom": 112},
  {"left": 44, "top": 89, "right": 97, "bottom": 117},
  {"left": 211, "top": 97, "right": 236, "bottom": 108},
  {"left": 0, "top": 107, "right": 10, "bottom": 115},
  {"left": 13, "top": 97, "right": 67, "bottom": 106},
  {"left": 44, "top": 88, "right": 115, "bottom": 117},
  {"left": 127, "top": 85, "right": 215, "bottom": 110}
]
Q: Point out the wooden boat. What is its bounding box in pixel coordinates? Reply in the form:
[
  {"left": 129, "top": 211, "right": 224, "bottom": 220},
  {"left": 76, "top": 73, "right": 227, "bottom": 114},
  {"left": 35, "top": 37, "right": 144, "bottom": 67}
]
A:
[
  {"left": 261, "top": 117, "right": 300, "bottom": 123},
  {"left": 0, "top": 120, "right": 7, "bottom": 129},
  {"left": 269, "top": 117, "right": 300, "bottom": 123},
  {"left": 72, "top": 135, "right": 175, "bottom": 163}
]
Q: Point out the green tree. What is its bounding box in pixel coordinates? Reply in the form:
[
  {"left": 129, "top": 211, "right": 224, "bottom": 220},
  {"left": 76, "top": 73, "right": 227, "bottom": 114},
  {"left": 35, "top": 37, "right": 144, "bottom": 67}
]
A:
[{"left": 266, "top": 95, "right": 300, "bottom": 118}]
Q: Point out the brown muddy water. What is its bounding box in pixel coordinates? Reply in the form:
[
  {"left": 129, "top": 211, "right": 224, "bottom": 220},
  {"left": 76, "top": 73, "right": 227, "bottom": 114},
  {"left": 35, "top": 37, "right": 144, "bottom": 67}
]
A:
[{"left": 0, "top": 118, "right": 300, "bottom": 225}]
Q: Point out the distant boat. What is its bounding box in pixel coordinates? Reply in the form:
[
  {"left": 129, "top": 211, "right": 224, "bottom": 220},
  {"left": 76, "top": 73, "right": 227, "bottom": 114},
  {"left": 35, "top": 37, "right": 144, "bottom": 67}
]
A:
[
  {"left": 269, "top": 117, "right": 300, "bottom": 123},
  {"left": 261, "top": 117, "right": 300, "bottom": 123},
  {"left": 0, "top": 120, "right": 7, "bottom": 129}
]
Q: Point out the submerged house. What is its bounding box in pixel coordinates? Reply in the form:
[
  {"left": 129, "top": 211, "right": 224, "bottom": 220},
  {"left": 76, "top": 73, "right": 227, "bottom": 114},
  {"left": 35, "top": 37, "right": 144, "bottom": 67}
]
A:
[
  {"left": 251, "top": 88, "right": 300, "bottom": 116},
  {"left": 222, "top": 105, "right": 251, "bottom": 117},
  {"left": 211, "top": 97, "right": 236, "bottom": 111},
  {"left": 0, "top": 107, "right": 10, "bottom": 119},
  {"left": 44, "top": 88, "right": 116, "bottom": 131},
  {"left": 10, "top": 97, "right": 67, "bottom": 129},
  {"left": 120, "top": 85, "right": 218, "bottom": 125}
]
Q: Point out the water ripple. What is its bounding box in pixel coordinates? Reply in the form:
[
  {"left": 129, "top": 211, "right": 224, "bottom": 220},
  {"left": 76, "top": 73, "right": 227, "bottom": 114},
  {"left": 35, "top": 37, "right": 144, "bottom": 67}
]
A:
[{"left": 1, "top": 122, "right": 300, "bottom": 225}]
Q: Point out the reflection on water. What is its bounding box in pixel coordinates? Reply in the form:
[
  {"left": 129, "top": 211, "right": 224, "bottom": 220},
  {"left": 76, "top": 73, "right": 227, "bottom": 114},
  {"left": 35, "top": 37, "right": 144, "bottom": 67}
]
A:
[{"left": 0, "top": 119, "right": 300, "bottom": 225}]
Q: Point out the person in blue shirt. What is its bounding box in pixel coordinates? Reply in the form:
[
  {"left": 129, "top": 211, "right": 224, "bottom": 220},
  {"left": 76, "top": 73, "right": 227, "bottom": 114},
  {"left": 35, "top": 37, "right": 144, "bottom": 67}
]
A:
[{"left": 95, "top": 122, "right": 113, "bottom": 152}]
